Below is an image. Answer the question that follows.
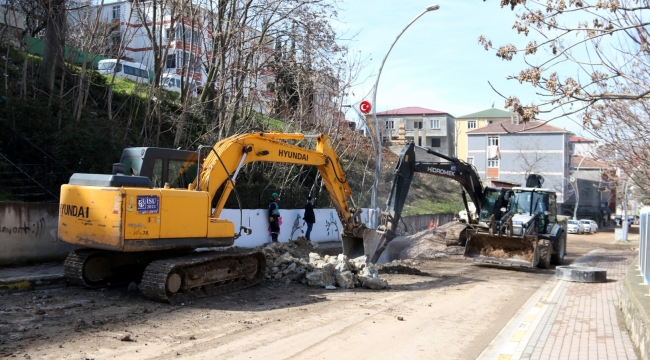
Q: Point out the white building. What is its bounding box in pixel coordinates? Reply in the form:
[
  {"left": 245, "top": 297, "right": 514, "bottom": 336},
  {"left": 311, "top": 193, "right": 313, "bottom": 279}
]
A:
[{"left": 94, "top": 0, "right": 276, "bottom": 112}]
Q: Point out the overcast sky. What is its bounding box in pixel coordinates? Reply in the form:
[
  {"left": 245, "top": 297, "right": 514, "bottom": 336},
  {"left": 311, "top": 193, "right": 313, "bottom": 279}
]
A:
[{"left": 335, "top": 0, "right": 587, "bottom": 137}]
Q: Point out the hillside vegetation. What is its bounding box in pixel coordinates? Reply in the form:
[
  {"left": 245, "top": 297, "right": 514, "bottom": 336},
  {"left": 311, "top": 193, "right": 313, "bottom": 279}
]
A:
[{"left": 0, "top": 45, "right": 463, "bottom": 214}]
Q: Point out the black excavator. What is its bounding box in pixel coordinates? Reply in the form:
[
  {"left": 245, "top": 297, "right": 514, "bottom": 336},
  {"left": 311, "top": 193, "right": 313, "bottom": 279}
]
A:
[{"left": 362, "top": 142, "right": 514, "bottom": 263}]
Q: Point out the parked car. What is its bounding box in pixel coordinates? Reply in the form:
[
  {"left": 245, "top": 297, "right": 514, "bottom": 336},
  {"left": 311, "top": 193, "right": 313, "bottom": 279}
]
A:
[
  {"left": 567, "top": 220, "right": 585, "bottom": 234},
  {"left": 580, "top": 219, "right": 599, "bottom": 234}
]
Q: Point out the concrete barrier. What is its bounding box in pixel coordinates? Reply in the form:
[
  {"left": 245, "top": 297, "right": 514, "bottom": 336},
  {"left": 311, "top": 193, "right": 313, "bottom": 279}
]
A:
[
  {"left": 0, "top": 202, "right": 455, "bottom": 266},
  {"left": 620, "top": 258, "right": 650, "bottom": 360},
  {"left": 0, "top": 202, "right": 78, "bottom": 266},
  {"left": 400, "top": 213, "right": 455, "bottom": 234}
]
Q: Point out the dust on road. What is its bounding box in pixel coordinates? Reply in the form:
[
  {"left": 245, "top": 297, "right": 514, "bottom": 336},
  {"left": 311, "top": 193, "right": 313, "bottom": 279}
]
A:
[{"left": 0, "top": 226, "right": 636, "bottom": 360}]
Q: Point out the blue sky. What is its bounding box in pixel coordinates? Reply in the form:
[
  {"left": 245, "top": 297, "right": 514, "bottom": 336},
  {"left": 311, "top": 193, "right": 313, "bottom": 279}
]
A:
[{"left": 335, "top": 0, "right": 586, "bottom": 137}]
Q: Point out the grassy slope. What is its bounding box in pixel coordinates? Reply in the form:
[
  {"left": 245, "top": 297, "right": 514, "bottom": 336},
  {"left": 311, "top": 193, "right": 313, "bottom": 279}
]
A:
[{"left": 0, "top": 46, "right": 462, "bottom": 214}]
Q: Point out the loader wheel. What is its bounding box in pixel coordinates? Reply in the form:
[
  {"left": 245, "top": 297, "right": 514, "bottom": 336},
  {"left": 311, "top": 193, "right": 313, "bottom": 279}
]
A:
[
  {"left": 551, "top": 231, "right": 566, "bottom": 265},
  {"left": 537, "top": 239, "right": 552, "bottom": 269}
]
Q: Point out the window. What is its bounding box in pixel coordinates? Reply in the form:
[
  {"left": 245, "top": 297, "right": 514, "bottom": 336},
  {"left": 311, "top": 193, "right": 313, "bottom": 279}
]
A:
[
  {"left": 430, "top": 119, "right": 440, "bottom": 129},
  {"left": 385, "top": 120, "right": 394, "bottom": 129},
  {"left": 168, "top": 159, "right": 198, "bottom": 189},
  {"left": 488, "top": 135, "right": 499, "bottom": 146},
  {"left": 112, "top": 5, "right": 120, "bottom": 19},
  {"left": 416, "top": 121, "right": 423, "bottom": 129},
  {"left": 468, "top": 120, "right": 477, "bottom": 129},
  {"left": 467, "top": 156, "right": 474, "bottom": 165},
  {"left": 165, "top": 54, "right": 176, "bottom": 69},
  {"left": 430, "top": 138, "right": 441, "bottom": 147},
  {"left": 152, "top": 158, "right": 163, "bottom": 188},
  {"left": 165, "top": 28, "right": 174, "bottom": 40},
  {"left": 488, "top": 159, "right": 499, "bottom": 168}
]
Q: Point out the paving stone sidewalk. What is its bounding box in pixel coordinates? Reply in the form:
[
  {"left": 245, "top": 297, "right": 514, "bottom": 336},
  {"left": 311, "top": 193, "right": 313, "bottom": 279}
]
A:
[{"left": 479, "top": 249, "right": 639, "bottom": 360}]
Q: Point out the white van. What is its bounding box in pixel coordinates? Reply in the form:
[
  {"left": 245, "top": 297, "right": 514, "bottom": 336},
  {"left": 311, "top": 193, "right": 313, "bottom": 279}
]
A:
[
  {"left": 161, "top": 73, "right": 199, "bottom": 97},
  {"left": 97, "top": 59, "right": 149, "bottom": 83}
]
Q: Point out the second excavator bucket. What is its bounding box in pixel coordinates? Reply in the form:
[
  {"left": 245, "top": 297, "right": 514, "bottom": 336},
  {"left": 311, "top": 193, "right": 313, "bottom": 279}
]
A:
[
  {"left": 342, "top": 229, "right": 391, "bottom": 263},
  {"left": 464, "top": 230, "right": 539, "bottom": 267}
]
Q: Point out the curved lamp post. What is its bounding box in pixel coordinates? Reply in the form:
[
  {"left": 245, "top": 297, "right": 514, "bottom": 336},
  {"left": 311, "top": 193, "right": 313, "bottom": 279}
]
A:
[{"left": 370, "top": 4, "right": 440, "bottom": 217}]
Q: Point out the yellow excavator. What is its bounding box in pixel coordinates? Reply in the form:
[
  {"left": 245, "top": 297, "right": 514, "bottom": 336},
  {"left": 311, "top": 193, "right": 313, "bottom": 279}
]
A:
[{"left": 58, "top": 132, "right": 366, "bottom": 303}]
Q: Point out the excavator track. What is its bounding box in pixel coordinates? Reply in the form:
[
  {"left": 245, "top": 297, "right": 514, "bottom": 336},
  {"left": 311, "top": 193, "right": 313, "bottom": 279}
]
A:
[
  {"left": 140, "top": 249, "right": 266, "bottom": 304},
  {"left": 64, "top": 249, "right": 103, "bottom": 287},
  {"left": 63, "top": 249, "right": 181, "bottom": 288}
]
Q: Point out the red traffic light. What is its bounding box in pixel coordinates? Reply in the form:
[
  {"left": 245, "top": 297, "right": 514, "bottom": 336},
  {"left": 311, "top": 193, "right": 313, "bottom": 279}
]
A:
[{"left": 359, "top": 100, "right": 371, "bottom": 114}]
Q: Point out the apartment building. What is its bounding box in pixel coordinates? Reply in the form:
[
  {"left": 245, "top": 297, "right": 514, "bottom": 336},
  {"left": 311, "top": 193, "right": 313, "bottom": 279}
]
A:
[
  {"left": 455, "top": 108, "right": 521, "bottom": 162},
  {"left": 467, "top": 121, "right": 572, "bottom": 202},
  {"left": 372, "top": 106, "right": 456, "bottom": 157},
  {"left": 94, "top": 1, "right": 276, "bottom": 112}
]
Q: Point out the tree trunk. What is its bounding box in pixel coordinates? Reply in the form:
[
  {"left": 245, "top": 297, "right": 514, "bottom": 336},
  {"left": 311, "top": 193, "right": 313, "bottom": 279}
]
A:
[{"left": 40, "top": 0, "right": 66, "bottom": 90}]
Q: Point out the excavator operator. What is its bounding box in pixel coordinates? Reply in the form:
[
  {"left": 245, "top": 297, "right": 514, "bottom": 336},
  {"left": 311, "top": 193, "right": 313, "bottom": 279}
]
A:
[{"left": 268, "top": 192, "right": 281, "bottom": 242}]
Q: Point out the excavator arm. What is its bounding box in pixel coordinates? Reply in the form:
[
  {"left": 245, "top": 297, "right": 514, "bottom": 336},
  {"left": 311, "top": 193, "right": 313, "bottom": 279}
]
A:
[
  {"left": 195, "top": 132, "right": 365, "bottom": 238},
  {"left": 365, "top": 142, "right": 489, "bottom": 263}
]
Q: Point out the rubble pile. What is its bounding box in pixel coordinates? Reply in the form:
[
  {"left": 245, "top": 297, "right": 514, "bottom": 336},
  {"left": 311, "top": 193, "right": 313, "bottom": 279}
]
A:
[
  {"left": 382, "top": 220, "right": 469, "bottom": 262},
  {"left": 258, "top": 239, "right": 387, "bottom": 290}
]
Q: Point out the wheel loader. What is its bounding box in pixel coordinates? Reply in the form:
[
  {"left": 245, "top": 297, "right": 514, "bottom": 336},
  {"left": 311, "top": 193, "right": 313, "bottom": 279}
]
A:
[
  {"left": 58, "top": 132, "right": 366, "bottom": 303},
  {"left": 463, "top": 175, "right": 567, "bottom": 268}
]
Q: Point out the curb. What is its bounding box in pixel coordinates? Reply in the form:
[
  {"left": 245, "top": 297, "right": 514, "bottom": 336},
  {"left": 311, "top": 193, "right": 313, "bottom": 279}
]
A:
[
  {"left": 620, "top": 257, "right": 650, "bottom": 360},
  {"left": 0, "top": 274, "right": 66, "bottom": 294}
]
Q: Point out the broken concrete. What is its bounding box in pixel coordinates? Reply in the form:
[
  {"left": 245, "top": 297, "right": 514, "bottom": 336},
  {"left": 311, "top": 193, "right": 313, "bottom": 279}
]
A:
[{"left": 255, "top": 237, "right": 387, "bottom": 290}]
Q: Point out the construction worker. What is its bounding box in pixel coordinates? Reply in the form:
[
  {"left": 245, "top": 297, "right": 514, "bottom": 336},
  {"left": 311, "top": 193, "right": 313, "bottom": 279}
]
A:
[
  {"left": 303, "top": 197, "right": 316, "bottom": 240},
  {"left": 268, "top": 193, "right": 281, "bottom": 242}
]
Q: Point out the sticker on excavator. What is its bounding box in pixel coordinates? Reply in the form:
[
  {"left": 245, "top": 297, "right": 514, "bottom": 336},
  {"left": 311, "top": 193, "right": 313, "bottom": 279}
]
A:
[
  {"left": 137, "top": 195, "right": 159, "bottom": 214},
  {"left": 464, "top": 231, "right": 539, "bottom": 267}
]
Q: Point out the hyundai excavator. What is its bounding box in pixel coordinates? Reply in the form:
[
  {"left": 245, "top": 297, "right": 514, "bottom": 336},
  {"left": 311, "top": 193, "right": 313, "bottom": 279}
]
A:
[
  {"left": 361, "top": 142, "right": 514, "bottom": 263},
  {"left": 58, "top": 132, "right": 366, "bottom": 303}
]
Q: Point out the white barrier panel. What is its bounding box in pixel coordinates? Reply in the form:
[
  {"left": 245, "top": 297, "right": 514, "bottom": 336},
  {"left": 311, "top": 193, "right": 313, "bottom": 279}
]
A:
[
  {"left": 220, "top": 208, "right": 376, "bottom": 248},
  {"left": 640, "top": 207, "right": 650, "bottom": 286}
]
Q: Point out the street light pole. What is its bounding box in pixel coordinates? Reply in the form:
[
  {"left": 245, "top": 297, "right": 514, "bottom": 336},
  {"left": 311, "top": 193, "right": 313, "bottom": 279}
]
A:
[{"left": 370, "top": 4, "right": 440, "bottom": 219}]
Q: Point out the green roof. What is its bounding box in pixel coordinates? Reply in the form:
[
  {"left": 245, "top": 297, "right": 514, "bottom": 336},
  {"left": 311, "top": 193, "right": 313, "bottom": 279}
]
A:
[{"left": 456, "top": 108, "right": 517, "bottom": 119}]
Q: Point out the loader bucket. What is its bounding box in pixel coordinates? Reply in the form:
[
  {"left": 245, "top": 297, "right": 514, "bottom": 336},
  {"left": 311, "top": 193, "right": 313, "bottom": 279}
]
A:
[
  {"left": 464, "top": 231, "right": 539, "bottom": 267},
  {"left": 342, "top": 229, "right": 391, "bottom": 263}
]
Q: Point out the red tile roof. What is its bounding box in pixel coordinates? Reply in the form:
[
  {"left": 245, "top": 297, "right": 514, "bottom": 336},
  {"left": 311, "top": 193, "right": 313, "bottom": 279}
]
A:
[
  {"left": 467, "top": 121, "right": 568, "bottom": 134},
  {"left": 375, "top": 106, "right": 448, "bottom": 116},
  {"left": 571, "top": 156, "right": 609, "bottom": 169},
  {"left": 569, "top": 136, "right": 595, "bottom": 143}
]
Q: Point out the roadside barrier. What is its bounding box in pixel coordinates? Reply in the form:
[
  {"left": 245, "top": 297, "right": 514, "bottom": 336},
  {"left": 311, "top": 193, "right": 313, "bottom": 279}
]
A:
[{"left": 640, "top": 207, "right": 650, "bottom": 289}]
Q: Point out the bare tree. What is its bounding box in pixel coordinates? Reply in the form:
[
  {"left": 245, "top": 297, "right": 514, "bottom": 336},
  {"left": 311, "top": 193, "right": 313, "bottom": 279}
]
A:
[{"left": 482, "top": 0, "right": 650, "bottom": 193}]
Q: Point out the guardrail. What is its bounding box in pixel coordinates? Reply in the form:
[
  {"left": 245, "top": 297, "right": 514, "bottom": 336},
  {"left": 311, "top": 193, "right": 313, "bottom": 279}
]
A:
[{"left": 640, "top": 207, "right": 650, "bottom": 287}]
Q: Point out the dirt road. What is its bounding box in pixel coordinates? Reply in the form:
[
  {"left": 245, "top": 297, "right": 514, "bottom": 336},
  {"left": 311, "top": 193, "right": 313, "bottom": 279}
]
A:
[{"left": 0, "top": 227, "right": 636, "bottom": 359}]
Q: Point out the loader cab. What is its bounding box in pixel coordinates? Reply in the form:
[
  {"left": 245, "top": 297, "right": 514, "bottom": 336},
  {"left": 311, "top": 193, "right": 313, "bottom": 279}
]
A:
[
  {"left": 120, "top": 147, "right": 199, "bottom": 189},
  {"left": 478, "top": 187, "right": 512, "bottom": 224},
  {"left": 511, "top": 188, "right": 558, "bottom": 234}
]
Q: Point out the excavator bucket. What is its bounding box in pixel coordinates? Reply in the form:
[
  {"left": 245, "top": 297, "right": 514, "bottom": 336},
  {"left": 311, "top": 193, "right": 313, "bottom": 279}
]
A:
[
  {"left": 342, "top": 229, "right": 390, "bottom": 263},
  {"left": 464, "top": 230, "right": 539, "bottom": 267}
]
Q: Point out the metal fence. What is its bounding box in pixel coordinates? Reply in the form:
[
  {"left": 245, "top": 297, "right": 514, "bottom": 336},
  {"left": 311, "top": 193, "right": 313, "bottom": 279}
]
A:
[
  {"left": 640, "top": 207, "right": 650, "bottom": 288},
  {"left": 0, "top": 121, "right": 73, "bottom": 203}
]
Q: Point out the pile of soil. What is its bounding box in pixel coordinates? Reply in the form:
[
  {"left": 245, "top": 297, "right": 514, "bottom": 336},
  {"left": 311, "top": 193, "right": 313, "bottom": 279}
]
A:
[
  {"left": 381, "top": 221, "right": 469, "bottom": 262},
  {"left": 377, "top": 260, "right": 430, "bottom": 276}
]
